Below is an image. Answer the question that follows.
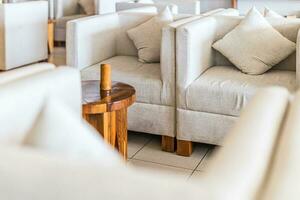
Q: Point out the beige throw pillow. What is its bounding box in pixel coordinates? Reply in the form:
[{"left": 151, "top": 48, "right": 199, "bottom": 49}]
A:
[
  {"left": 213, "top": 7, "right": 296, "bottom": 75},
  {"left": 127, "top": 8, "right": 173, "bottom": 63},
  {"left": 264, "top": 7, "right": 284, "bottom": 18},
  {"left": 78, "top": 0, "right": 95, "bottom": 15}
]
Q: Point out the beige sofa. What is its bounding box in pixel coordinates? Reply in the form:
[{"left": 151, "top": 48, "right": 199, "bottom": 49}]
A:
[
  {"left": 54, "top": 0, "right": 116, "bottom": 42},
  {"left": 0, "top": 65, "right": 296, "bottom": 199},
  {"left": 175, "top": 15, "right": 300, "bottom": 155},
  {"left": 66, "top": 9, "right": 239, "bottom": 152}
]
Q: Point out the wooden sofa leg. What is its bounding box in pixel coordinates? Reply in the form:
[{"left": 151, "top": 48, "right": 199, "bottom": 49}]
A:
[
  {"left": 176, "top": 140, "right": 193, "bottom": 157},
  {"left": 161, "top": 136, "right": 175, "bottom": 152}
]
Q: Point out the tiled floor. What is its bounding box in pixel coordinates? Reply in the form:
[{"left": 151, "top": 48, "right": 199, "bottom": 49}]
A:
[
  {"left": 49, "top": 47, "right": 216, "bottom": 182},
  {"left": 127, "top": 132, "right": 215, "bottom": 181}
]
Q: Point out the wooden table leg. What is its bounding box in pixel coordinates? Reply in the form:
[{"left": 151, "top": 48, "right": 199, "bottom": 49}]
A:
[
  {"left": 116, "top": 108, "right": 128, "bottom": 160},
  {"left": 48, "top": 21, "right": 54, "bottom": 54}
]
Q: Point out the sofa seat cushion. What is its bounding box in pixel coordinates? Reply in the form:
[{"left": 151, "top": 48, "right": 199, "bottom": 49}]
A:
[
  {"left": 81, "top": 56, "right": 164, "bottom": 105},
  {"left": 55, "top": 15, "right": 87, "bottom": 29},
  {"left": 185, "top": 66, "right": 296, "bottom": 117}
]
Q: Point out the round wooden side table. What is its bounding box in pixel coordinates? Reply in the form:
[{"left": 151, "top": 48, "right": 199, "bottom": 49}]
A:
[{"left": 82, "top": 81, "right": 136, "bottom": 160}]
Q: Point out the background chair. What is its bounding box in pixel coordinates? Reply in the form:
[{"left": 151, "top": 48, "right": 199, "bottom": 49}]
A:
[
  {"left": 66, "top": 9, "right": 239, "bottom": 152},
  {"left": 175, "top": 15, "right": 300, "bottom": 156},
  {"left": 53, "top": 0, "right": 116, "bottom": 42},
  {"left": 0, "top": 1, "right": 48, "bottom": 70}
]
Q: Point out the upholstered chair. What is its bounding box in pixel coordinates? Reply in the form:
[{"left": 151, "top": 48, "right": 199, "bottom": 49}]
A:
[
  {"left": 66, "top": 9, "right": 239, "bottom": 152},
  {"left": 53, "top": 0, "right": 116, "bottom": 42},
  {"left": 0, "top": 86, "right": 292, "bottom": 199},
  {"left": 175, "top": 15, "right": 300, "bottom": 156},
  {"left": 0, "top": 1, "right": 48, "bottom": 70}
]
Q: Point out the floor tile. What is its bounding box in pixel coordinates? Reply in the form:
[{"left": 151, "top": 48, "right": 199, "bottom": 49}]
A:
[
  {"left": 48, "top": 47, "right": 66, "bottom": 66},
  {"left": 127, "top": 132, "right": 153, "bottom": 159},
  {"left": 129, "top": 159, "right": 193, "bottom": 180},
  {"left": 134, "top": 136, "right": 209, "bottom": 170},
  {"left": 196, "top": 146, "right": 216, "bottom": 171},
  {"left": 188, "top": 170, "right": 203, "bottom": 182}
]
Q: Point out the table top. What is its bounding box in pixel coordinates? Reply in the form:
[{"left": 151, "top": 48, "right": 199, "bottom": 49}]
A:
[{"left": 82, "top": 81, "right": 136, "bottom": 114}]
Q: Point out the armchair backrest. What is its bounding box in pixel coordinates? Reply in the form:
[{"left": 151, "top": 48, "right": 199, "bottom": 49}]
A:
[
  {"left": 0, "top": 1, "right": 48, "bottom": 70},
  {"left": 212, "top": 16, "right": 300, "bottom": 71}
]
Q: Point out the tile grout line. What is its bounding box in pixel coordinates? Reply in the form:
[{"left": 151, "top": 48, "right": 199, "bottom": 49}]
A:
[
  {"left": 188, "top": 148, "right": 210, "bottom": 179},
  {"left": 131, "top": 158, "right": 194, "bottom": 171},
  {"left": 129, "top": 136, "right": 154, "bottom": 159}
]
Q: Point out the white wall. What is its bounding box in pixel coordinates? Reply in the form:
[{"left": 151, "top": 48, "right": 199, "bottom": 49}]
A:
[{"left": 237, "top": 0, "right": 300, "bottom": 16}]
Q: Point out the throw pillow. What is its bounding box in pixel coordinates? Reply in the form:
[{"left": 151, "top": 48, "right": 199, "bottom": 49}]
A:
[
  {"left": 127, "top": 7, "right": 173, "bottom": 63},
  {"left": 264, "top": 7, "right": 284, "bottom": 18},
  {"left": 78, "top": 0, "right": 95, "bottom": 15},
  {"left": 212, "top": 7, "right": 296, "bottom": 75}
]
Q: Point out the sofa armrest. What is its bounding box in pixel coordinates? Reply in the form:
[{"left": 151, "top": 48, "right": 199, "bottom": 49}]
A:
[
  {"left": 203, "top": 87, "right": 289, "bottom": 199},
  {"left": 176, "top": 16, "right": 216, "bottom": 90},
  {"left": 66, "top": 14, "right": 119, "bottom": 71}
]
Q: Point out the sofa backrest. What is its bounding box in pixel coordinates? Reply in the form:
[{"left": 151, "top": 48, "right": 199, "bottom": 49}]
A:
[
  {"left": 57, "top": 0, "right": 81, "bottom": 17},
  {"left": 212, "top": 16, "right": 300, "bottom": 71}
]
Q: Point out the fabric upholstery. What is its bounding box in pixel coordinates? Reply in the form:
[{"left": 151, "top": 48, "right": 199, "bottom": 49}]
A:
[
  {"left": 201, "top": 87, "right": 289, "bottom": 200},
  {"left": 78, "top": 0, "right": 95, "bottom": 15},
  {"left": 127, "top": 8, "right": 173, "bottom": 63},
  {"left": 183, "top": 66, "right": 296, "bottom": 116},
  {"left": 0, "top": 67, "right": 82, "bottom": 145},
  {"left": 54, "top": 0, "right": 116, "bottom": 42},
  {"left": 0, "top": 1, "right": 48, "bottom": 70},
  {"left": 0, "top": 63, "right": 55, "bottom": 85},
  {"left": 177, "top": 108, "right": 236, "bottom": 144},
  {"left": 81, "top": 56, "right": 169, "bottom": 105},
  {"left": 213, "top": 8, "right": 296, "bottom": 75},
  {"left": 264, "top": 7, "right": 284, "bottom": 18},
  {"left": 176, "top": 14, "right": 300, "bottom": 144},
  {"left": 261, "top": 90, "right": 300, "bottom": 200}
]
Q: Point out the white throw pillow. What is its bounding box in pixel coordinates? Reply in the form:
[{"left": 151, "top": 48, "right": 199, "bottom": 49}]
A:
[
  {"left": 127, "top": 8, "right": 173, "bottom": 63},
  {"left": 78, "top": 0, "right": 95, "bottom": 15},
  {"left": 264, "top": 7, "right": 284, "bottom": 18},
  {"left": 213, "top": 7, "right": 296, "bottom": 75}
]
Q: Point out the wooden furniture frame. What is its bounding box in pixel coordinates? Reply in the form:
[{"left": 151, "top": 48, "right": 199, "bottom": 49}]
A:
[
  {"left": 82, "top": 64, "right": 136, "bottom": 160},
  {"left": 48, "top": 20, "right": 55, "bottom": 54},
  {"left": 232, "top": 0, "right": 237, "bottom": 8}
]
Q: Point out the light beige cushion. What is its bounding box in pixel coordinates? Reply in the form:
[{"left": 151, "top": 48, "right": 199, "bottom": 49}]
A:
[
  {"left": 264, "top": 7, "right": 284, "bottom": 18},
  {"left": 80, "top": 56, "right": 166, "bottom": 105},
  {"left": 78, "top": 0, "right": 95, "bottom": 15},
  {"left": 184, "top": 66, "right": 296, "bottom": 116},
  {"left": 127, "top": 8, "right": 173, "bottom": 63},
  {"left": 213, "top": 7, "right": 296, "bottom": 75}
]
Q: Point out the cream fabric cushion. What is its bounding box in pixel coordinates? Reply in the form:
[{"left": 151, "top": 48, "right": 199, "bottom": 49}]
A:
[
  {"left": 213, "top": 7, "right": 296, "bottom": 75},
  {"left": 264, "top": 7, "right": 284, "bottom": 18},
  {"left": 80, "top": 56, "right": 166, "bottom": 105},
  {"left": 127, "top": 8, "right": 173, "bottom": 63},
  {"left": 184, "top": 66, "right": 296, "bottom": 116},
  {"left": 78, "top": 0, "right": 95, "bottom": 15}
]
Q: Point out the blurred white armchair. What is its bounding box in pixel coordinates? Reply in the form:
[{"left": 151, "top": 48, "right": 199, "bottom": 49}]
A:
[
  {"left": 0, "top": 1, "right": 48, "bottom": 70},
  {"left": 54, "top": 0, "right": 116, "bottom": 42}
]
